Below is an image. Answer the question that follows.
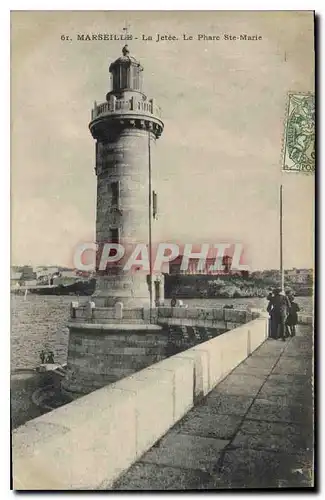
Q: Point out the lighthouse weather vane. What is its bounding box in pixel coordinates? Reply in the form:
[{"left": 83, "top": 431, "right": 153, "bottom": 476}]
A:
[{"left": 122, "top": 21, "right": 131, "bottom": 40}]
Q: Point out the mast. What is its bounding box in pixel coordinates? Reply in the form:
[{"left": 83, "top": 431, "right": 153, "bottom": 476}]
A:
[
  {"left": 280, "top": 184, "right": 284, "bottom": 291},
  {"left": 148, "top": 131, "right": 153, "bottom": 320}
]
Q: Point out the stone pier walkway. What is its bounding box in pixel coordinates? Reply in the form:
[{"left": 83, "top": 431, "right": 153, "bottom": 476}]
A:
[{"left": 112, "top": 324, "right": 314, "bottom": 490}]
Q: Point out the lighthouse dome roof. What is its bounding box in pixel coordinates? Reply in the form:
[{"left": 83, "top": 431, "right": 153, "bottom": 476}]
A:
[{"left": 110, "top": 45, "right": 142, "bottom": 68}]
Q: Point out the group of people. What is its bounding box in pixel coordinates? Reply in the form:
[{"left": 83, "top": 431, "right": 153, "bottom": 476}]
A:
[{"left": 267, "top": 288, "right": 300, "bottom": 341}]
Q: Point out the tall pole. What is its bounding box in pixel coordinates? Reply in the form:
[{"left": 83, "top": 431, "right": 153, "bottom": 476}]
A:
[
  {"left": 148, "top": 131, "right": 153, "bottom": 320},
  {"left": 280, "top": 184, "right": 284, "bottom": 292}
]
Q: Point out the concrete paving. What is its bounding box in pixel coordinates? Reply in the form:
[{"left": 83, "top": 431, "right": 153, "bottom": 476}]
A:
[{"left": 112, "top": 324, "right": 313, "bottom": 490}]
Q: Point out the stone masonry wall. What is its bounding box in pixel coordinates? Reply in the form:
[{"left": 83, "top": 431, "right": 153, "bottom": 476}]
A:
[
  {"left": 62, "top": 326, "right": 168, "bottom": 395},
  {"left": 94, "top": 128, "right": 160, "bottom": 307}
]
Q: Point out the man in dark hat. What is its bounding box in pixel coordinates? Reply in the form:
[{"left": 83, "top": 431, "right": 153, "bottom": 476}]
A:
[
  {"left": 269, "top": 287, "right": 291, "bottom": 341},
  {"left": 267, "top": 290, "right": 276, "bottom": 338}
]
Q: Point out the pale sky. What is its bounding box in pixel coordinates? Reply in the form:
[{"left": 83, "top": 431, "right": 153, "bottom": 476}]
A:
[{"left": 11, "top": 11, "right": 314, "bottom": 270}]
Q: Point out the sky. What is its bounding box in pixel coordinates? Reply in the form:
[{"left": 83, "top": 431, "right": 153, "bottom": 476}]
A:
[{"left": 11, "top": 10, "right": 315, "bottom": 270}]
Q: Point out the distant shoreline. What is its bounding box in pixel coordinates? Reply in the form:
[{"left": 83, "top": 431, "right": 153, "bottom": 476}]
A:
[
  {"left": 165, "top": 274, "right": 313, "bottom": 300},
  {"left": 11, "top": 274, "right": 313, "bottom": 299}
]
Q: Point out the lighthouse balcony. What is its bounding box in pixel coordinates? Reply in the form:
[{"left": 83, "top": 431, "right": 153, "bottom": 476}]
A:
[{"left": 91, "top": 96, "right": 162, "bottom": 121}]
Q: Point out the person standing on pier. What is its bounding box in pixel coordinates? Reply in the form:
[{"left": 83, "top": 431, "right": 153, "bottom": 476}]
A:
[
  {"left": 286, "top": 293, "right": 300, "bottom": 337},
  {"left": 268, "top": 288, "right": 291, "bottom": 341},
  {"left": 267, "top": 290, "right": 276, "bottom": 338}
]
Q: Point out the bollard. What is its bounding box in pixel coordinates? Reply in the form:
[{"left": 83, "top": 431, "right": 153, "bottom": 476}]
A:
[
  {"left": 115, "top": 301, "right": 124, "bottom": 320},
  {"left": 86, "top": 300, "right": 95, "bottom": 320},
  {"left": 70, "top": 301, "right": 79, "bottom": 319}
]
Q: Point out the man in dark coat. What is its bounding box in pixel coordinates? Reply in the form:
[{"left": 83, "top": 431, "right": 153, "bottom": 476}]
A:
[
  {"left": 267, "top": 290, "right": 276, "bottom": 339},
  {"left": 269, "top": 288, "right": 291, "bottom": 341}
]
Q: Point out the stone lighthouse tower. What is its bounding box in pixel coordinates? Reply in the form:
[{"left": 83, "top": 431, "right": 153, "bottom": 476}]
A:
[
  {"left": 90, "top": 44, "right": 164, "bottom": 308},
  {"left": 62, "top": 46, "right": 166, "bottom": 395}
]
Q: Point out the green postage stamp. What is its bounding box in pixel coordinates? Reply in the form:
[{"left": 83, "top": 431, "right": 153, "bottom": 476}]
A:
[{"left": 283, "top": 92, "right": 315, "bottom": 173}]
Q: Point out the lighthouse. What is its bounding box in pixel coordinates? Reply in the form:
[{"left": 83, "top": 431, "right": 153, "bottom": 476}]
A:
[
  {"left": 89, "top": 45, "right": 164, "bottom": 308},
  {"left": 62, "top": 46, "right": 166, "bottom": 395}
]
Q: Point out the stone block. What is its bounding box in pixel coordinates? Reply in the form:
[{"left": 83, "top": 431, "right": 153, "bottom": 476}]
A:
[
  {"left": 12, "top": 386, "right": 138, "bottom": 490},
  {"left": 224, "top": 309, "right": 247, "bottom": 323},
  {"left": 112, "top": 461, "right": 213, "bottom": 490},
  {"left": 174, "top": 348, "right": 209, "bottom": 401},
  {"left": 146, "top": 356, "right": 195, "bottom": 422},
  {"left": 157, "top": 307, "right": 172, "bottom": 318},
  {"left": 193, "top": 343, "right": 221, "bottom": 392},
  {"left": 174, "top": 411, "right": 242, "bottom": 440},
  {"left": 198, "top": 309, "right": 214, "bottom": 321},
  {"left": 140, "top": 432, "right": 228, "bottom": 474},
  {"left": 186, "top": 308, "right": 201, "bottom": 319},
  {"left": 212, "top": 308, "right": 224, "bottom": 321},
  {"left": 75, "top": 308, "right": 86, "bottom": 319},
  {"left": 94, "top": 308, "right": 116, "bottom": 320},
  {"left": 123, "top": 308, "right": 143, "bottom": 320},
  {"left": 116, "top": 368, "right": 174, "bottom": 456},
  {"left": 230, "top": 426, "right": 311, "bottom": 455},
  {"left": 246, "top": 399, "right": 309, "bottom": 424},
  {"left": 249, "top": 318, "right": 268, "bottom": 352},
  {"left": 214, "top": 373, "right": 266, "bottom": 397},
  {"left": 211, "top": 320, "right": 226, "bottom": 330},
  {"left": 218, "top": 326, "right": 249, "bottom": 375},
  {"left": 172, "top": 307, "right": 187, "bottom": 319},
  {"left": 225, "top": 322, "right": 242, "bottom": 330},
  {"left": 214, "top": 448, "right": 312, "bottom": 488},
  {"left": 203, "top": 393, "right": 254, "bottom": 416}
]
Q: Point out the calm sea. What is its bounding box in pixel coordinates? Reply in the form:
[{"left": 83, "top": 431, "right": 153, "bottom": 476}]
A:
[{"left": 10, "top": 294, "right": 314, "bottom": 371}]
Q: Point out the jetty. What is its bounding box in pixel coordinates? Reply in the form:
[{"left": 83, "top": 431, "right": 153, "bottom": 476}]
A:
[{"left": 12, "top": 314, "right": 313, "bottom": 489}]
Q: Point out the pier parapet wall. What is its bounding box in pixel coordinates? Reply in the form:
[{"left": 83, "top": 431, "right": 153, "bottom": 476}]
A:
[
  {"left": 63, "top": 304, "right": 311, "bottom": 396},
  {"left": 13, "top": 314, "right": 270, "bottom": 490},
  {"left": 63, "top": 304, "right": 260, "bottom": 395}
]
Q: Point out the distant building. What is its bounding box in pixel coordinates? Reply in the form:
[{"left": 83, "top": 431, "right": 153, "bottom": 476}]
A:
[
  {"left": 169, "top": 255, "right": 235, "bottom": 275},
  {"left": 20, "top": 266, "right": 36, "bottom": 281},
  {"left": 250, "top": 268, "right": 313, "bottom": 285},
  {"left": 52, "top": 270, "right": 79, "bottom": 286},
  {"left": 35, "top": 266, "right": 59, "bottom": 279},
  {"left": 11, "top": 271, "right": 22, "bottom": 286},
  {"left": 284, "top": 268, "right": 313, "bottom": 284}
]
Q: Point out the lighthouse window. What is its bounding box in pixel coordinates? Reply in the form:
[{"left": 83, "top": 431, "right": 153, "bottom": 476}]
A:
[
  {"left": 111, "top": 181, "right": 120, "bottom": 206},
  {"left": 121, "top": 66, "right": 128, "bottom": 88},
  {"left": 110, "top": 228, "right": 119, "bottom": 244},
  {"left": 112, "top": 69, "right": 119, "bottom": 91},
  {"left": 132, "top": 68, "right": 139, "bottom": 90}
]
